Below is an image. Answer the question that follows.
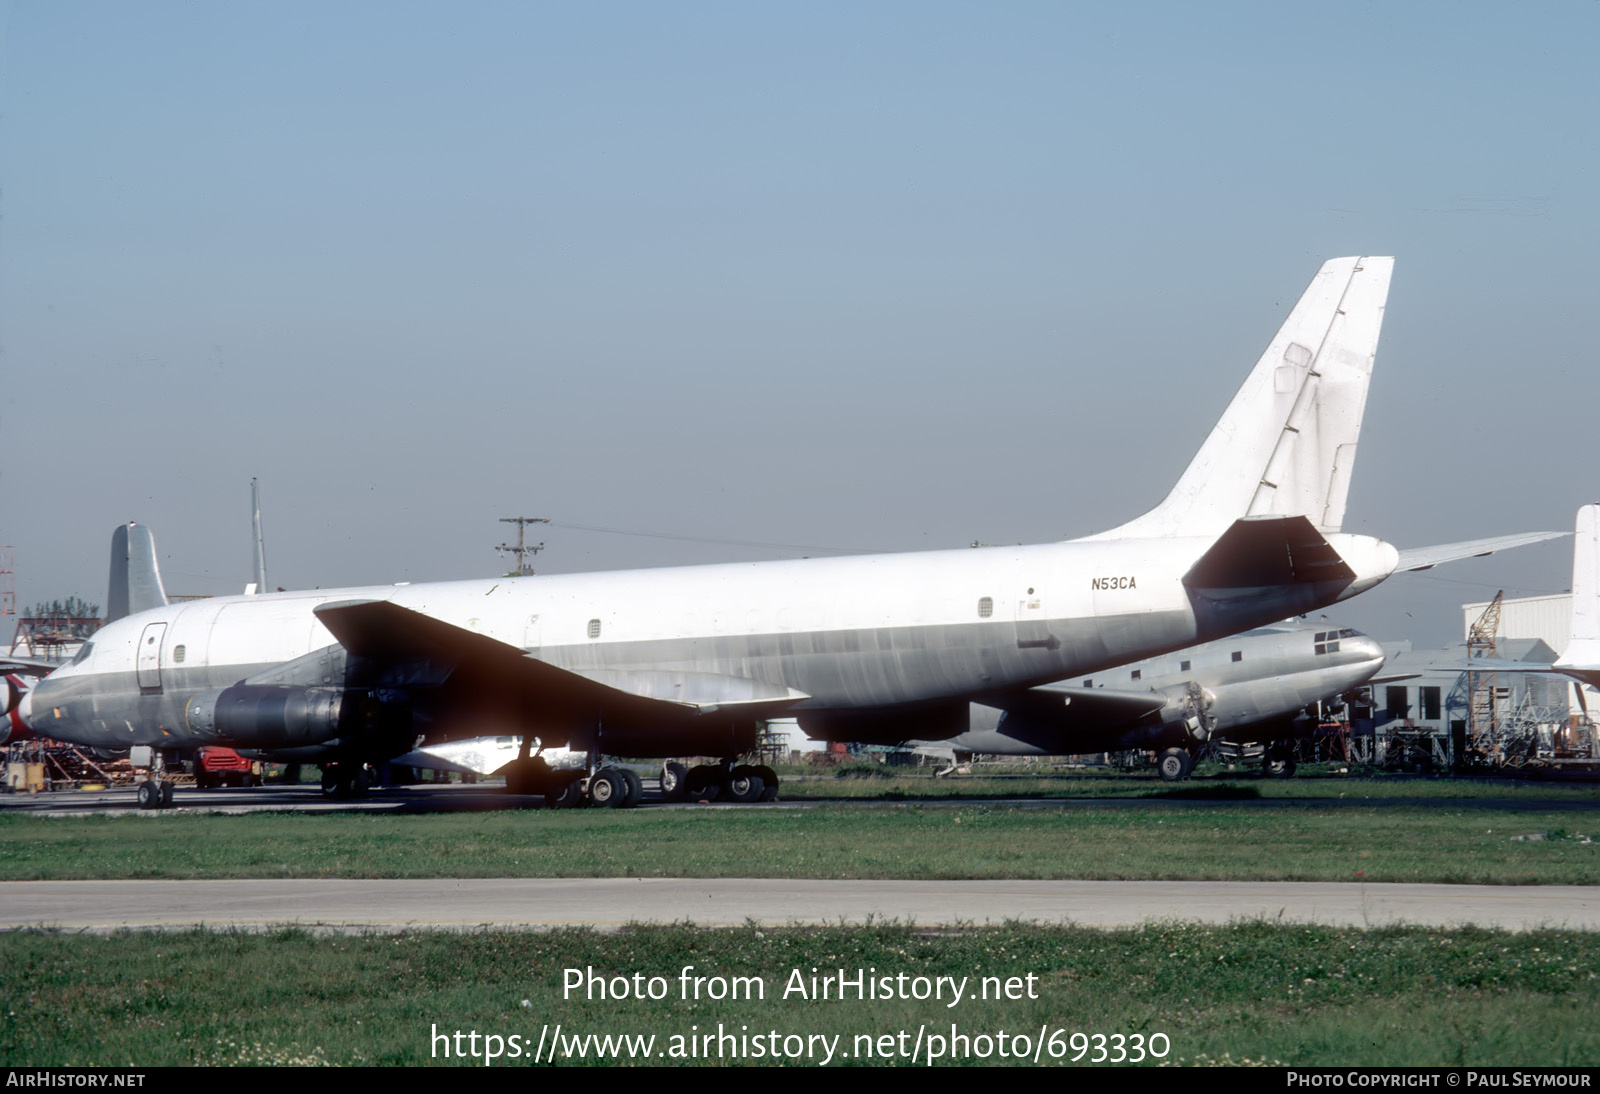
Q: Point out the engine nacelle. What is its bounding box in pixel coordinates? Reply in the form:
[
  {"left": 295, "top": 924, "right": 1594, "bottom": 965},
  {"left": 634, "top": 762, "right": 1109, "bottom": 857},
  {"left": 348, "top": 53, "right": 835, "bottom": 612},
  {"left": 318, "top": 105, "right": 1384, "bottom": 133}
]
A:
[
  {"left": 2, "top": 675, "right": 36, "bottom": 745},
  {"left": 184, "top": 685, "right": 349, "bottom": 748}
]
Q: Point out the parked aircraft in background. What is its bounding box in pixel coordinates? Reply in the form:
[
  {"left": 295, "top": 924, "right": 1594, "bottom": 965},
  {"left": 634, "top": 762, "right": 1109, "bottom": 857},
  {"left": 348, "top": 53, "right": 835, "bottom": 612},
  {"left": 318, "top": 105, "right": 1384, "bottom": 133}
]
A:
[
  {"left": 913, "top": 623, "right": 1386, "bottom": 779},
  {"left": 1554, "top": 503, "right": 1600, "bottom": 696},
  {"left": 13, "top": 257, "right": 1560, "bottom": 808}
]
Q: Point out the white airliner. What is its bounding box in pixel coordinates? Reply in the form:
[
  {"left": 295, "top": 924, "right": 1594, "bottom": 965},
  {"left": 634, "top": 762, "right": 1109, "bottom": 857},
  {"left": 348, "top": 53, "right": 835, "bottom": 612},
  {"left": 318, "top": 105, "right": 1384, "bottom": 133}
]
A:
[{"left": 14, "top": 256, "right": 1558, "bottom": 807}]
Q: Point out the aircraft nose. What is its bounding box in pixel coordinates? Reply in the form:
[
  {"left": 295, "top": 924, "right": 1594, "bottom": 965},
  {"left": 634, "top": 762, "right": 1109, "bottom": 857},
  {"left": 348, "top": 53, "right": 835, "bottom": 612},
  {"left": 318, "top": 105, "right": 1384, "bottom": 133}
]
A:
[{"left": 1346, "top": 634, "right": 1387, "bottom": 667}]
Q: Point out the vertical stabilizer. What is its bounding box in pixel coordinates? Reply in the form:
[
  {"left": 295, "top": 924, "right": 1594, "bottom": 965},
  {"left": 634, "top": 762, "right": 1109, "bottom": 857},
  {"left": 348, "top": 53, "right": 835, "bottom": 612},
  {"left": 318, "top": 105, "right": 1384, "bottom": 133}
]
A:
[
  {"left": 1554, "top": 504, "right": 1600, "bottom": 685},
  {"left": 1086, "top": 256, "right": 1393, "bottom": 540},
  {"left": 105, "top": 523, "right": 170, "bottom": 624}
]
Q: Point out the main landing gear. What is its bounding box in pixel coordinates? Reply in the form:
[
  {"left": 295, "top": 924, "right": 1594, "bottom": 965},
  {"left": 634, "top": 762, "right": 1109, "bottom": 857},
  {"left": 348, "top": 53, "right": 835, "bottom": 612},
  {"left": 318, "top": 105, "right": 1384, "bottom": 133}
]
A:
[
  {"left": 504, "top": 752, "right": 782, "bottom": 807},
  {"left": 319, "top": 762, "right": 374, "bottom": 798},
  {"left": 665, "top": 762, "right": 779, "bottom": 804},
  {"left": 499, "top": 754, "right": 642, "bottom": 809}
]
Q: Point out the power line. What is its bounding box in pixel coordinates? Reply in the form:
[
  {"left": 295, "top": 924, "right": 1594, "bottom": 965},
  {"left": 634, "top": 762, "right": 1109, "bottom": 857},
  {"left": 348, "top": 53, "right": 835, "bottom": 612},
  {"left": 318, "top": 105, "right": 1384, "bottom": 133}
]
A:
[{"left": 547, "top": 520, "right": 887, "bottom": 556}]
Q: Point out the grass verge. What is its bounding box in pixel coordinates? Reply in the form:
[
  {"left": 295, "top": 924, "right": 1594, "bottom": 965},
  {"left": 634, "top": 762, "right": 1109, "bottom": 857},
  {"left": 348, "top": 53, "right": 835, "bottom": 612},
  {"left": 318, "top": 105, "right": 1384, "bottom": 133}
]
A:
[
  {"left": 2, "top": 803, "right": 1597, "bottom": 883},
  {"left": 2, "top": 922, "right": 1595, "bottom": 1066}
]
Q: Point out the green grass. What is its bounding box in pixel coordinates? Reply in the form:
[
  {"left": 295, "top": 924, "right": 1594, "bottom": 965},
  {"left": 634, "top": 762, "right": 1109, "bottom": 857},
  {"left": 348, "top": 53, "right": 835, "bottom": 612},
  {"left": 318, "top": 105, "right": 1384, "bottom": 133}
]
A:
[
  {"left": 778, "top": 766, "right": 1600, "bottom": 801},
  {"left": 3, "top": 923, "right": 1595, "bottom": 1066},
  {"left": 3, "top": 803, "right": 1597, "bottom": 883}
]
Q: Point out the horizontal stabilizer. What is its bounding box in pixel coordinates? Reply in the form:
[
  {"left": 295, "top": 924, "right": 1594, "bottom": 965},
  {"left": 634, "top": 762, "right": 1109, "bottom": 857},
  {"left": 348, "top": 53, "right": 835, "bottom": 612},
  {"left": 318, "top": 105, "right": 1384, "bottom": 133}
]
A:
[
  {"left": 1184, "top": 515, "right": 1354, "bottom": 590},
  {"left": 0, "top": 656, "right": 61, "bottom": 677},
  {"left": 1395, "top": 531, "right": 1566, "bottom": 572},
  {"left": 1553, "top": 643, "right": 1600, "bottom": 690}
]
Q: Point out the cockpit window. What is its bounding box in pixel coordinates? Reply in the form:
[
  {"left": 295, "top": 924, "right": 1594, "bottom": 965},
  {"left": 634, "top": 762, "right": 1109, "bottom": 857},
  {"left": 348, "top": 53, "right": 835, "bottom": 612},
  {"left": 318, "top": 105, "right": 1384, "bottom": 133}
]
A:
[
  {"left": 1314, "top": 631, "right": 1341, "bottom": 655},
  {"left": 70, "top": 642, "right": 94, "bottom": 666}
]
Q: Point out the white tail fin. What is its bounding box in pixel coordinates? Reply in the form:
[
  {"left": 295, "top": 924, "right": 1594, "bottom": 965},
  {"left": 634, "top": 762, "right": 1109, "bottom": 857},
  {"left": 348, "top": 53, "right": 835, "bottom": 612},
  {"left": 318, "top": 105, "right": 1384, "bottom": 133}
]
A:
[
  {"left": 1089, "top": 256, "right": 1393, "bottom": 540},
  {"left": 1554, "top": 504, "right": 1600, "bottom": 685},
  {"left": 105, "top": 523, "right": 170, "bottom": 624}
]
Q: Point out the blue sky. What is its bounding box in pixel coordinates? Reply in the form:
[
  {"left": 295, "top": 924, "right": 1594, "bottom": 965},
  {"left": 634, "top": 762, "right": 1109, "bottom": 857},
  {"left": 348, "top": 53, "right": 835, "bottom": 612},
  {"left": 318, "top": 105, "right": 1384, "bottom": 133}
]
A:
[{"left": 2, "top": 1, "right": 1596, "bottom": 647}]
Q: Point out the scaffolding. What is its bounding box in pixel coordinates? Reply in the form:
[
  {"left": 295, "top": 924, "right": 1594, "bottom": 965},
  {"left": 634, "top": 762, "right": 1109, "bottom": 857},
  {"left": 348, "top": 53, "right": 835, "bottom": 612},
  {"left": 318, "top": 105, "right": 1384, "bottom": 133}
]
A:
[
  {"left": 10, "top": 609, "right": 102, "bottom": 662},
  {"left": 1465, "top": 591, "right": 1503, "bottom": 760}
]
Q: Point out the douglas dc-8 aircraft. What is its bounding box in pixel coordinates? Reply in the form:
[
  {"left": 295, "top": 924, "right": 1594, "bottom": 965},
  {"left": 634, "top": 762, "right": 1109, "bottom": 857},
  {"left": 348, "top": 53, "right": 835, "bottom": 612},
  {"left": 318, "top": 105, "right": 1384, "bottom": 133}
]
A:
[{"left": 16, "top": 257, "right": 1559, "bottom": 807}]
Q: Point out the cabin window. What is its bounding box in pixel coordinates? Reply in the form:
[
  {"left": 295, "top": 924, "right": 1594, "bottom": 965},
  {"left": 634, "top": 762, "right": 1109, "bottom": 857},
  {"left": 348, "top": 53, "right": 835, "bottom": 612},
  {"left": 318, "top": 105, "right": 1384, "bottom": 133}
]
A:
[
  {"left": 1231, "top": 651, "right": 1243, "bottom": 663},
  {"left": 172, "top": 645, "right": 186, "bottom": 663},
  {"left": 1082, "top": 679, "right": 1092, "bottom": 687},
  {"left": 977, "top": 597, "right": 993, "bottom": 619},
  {"left": 1180, "top": 660, "right": 1191, "bottom": 672},
  {"left": 587, "top": 619, "right": 601, "bottom": 639},
  {"left": 1130, "top": 670, "right": 1141, "bottom": 681}
]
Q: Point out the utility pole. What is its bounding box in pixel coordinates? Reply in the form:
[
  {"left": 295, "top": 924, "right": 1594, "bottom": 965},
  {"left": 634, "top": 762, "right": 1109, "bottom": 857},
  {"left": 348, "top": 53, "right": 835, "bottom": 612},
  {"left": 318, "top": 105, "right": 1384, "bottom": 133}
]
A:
[
  {"left": 251, "top": 478, "right": 269, "bottom": 593},
  {"left": 497, "top": 517, "right": 550, "bottom": 576}
]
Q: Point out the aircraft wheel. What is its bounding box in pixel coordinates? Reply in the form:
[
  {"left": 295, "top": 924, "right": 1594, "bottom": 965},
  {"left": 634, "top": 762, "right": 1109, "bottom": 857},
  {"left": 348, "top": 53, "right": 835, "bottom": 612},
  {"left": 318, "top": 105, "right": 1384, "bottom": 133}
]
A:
[
  {"left": 159, "top": 782, "right": 175, "bottom": 808},
  {"left": 589, "top": 768, "right": 627, "bottom": 808},
  {"left": 549, "top": 775, "right": 587, "bottom": 809},
  {"left": 659, "top": 761, "right": 689, "bottom": 802},
  {"left": 685, "top": 765, "right": 721, "bottom": 802},
  {"left": 504, "top": 756, "right": 550, "bottom": 796},
  {"left": 136, "top": 780, "right": 159, "bottom": 810},
  {"left": 1157, "top": 748, "right": 1193, "bottom": 781},
  {"left": 319, "top": 765, "right": 361, "bottom": 798},
  {"left": 618, "top": 767, "right": 643, "bottom": 808},
  {"left": 754, "top": 765, "right": 779, "bottom": 802},
  {"left": 724, "top": 766, "right": 766, "bottom": 804},
  {"left": 1262, "top": 748, "right": 1297, "bottom": 778}
]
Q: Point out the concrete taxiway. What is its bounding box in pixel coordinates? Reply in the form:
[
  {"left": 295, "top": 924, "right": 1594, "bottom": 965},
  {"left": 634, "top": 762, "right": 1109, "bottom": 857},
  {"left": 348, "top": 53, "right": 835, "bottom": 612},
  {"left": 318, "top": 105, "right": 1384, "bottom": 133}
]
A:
[{"left": 5, "top": 878, "right": 1597, "bottom": 931}]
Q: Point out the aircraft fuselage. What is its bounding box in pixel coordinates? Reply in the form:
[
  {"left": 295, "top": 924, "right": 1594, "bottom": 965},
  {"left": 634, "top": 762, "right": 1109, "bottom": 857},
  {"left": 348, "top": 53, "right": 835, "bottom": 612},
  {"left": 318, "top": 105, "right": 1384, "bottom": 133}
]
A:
[{"left": 24, "top": 532, "right": 1396, "bottom": 754}]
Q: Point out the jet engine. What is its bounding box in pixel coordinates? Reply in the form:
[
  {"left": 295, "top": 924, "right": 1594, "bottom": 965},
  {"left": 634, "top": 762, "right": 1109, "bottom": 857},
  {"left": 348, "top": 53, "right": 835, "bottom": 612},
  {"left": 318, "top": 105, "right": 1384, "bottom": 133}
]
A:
[
  {"left": 184, "top": 685, "right": 349, "bottom": 748},
  {"left": 183, "top": 684, "right": 416, "bottom": 753},
  {"left": 1, "top": 675, "right": 36, "bottom": 745}
]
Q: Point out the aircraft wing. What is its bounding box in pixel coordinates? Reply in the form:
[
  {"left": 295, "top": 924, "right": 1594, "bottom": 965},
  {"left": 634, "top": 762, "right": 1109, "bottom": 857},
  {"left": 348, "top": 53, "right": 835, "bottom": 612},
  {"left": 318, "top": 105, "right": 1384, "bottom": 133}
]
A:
[
  {"left": 977, "top": 684, "right": 1167, "bottom": 726},
  {"left": 312, "top": 600, "right": 809, "bottom": 726},
  {"left": 1394, "top": 531, "right": 1566, "bottom": 572}
]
